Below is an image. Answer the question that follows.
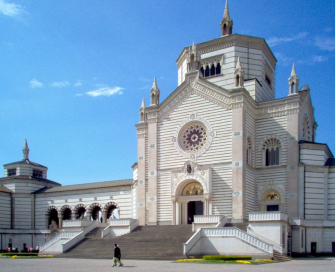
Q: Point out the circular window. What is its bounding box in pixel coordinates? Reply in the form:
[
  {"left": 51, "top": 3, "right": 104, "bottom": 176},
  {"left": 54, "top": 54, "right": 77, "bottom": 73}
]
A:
[{"left": 179, "top": 123, "right": 208, "bottom": 153}]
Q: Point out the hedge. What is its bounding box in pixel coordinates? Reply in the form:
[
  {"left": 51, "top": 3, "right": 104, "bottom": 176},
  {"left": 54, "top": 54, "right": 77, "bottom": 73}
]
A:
[
  {"left": 1, "top": 253, "right": 39, "bottom": 257},
  {"left": 203, "top": 255, "right": 252, "bottom": 261}
]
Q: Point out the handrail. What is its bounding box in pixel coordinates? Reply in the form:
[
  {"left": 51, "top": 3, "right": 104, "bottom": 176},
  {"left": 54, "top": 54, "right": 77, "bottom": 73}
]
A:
[
  {"left": 202, "top": 228, "right": 273, "bottom": 254},
  {"left": 247, "top": 228, "right": 283, "bottom": 253},
  {"left": 40, "top": 231, "right": 80, "bottom": 251},
  {"left": 193, "top": 215, "right": 223, "bottom": 223},
  {"left": 183, "top": 229, "right": 202, "bottom": 254},
  {"left": 290, "top": 218, "right": 335, "bottom": 227},
  {"left": 249, "top": 212, "right": 288, "bottom": 222}
]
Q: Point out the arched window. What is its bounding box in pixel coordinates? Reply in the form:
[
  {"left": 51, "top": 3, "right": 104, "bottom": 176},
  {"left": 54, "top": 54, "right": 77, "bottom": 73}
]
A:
[
  {"left": 246, "top": 137, "right": 252, "bottom": 166},
  {"left": 235, "top": 75, "right": 240, "bottom": 87},
  {"left": 291, "top": 82, "right": 295, "bottom": 94},
  {"left": 262, "top": 138, "right": 281, "bottom": 166},
  {"left": 216, "top": 63, "right": 221, "bottom": 75},
  {"left": 210, "top": 64, "right": 215, "bottom": 76},
  {"left": 200, "top": 67, "right": 204, "bottom": 77},
  {"left": 223, "top": 24, "right": 227, "bottom": 35},
  {"left": 205, "top": 66, "right": 210, "bottom": 77}
]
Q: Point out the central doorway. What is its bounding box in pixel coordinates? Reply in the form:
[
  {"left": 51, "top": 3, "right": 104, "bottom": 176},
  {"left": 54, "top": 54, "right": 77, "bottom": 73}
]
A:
[{"left": 187, "top": 201, "right": 203, "bottom": 224}]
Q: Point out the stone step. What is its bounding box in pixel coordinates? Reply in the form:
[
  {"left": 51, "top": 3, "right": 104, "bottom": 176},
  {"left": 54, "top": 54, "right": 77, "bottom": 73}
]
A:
[{"left": 57, "top": 225, "right": 193, "bottom": 260}]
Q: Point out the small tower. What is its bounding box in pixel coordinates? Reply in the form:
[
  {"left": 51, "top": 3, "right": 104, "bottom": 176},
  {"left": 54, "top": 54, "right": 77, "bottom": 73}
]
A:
[
  {"left": 234, "top": 56, "right": 244, "bottom": 87},
  {"left": 150, "top": 77, "right": 160, "bottom": 106},
  {"left": 187, "top": 41, "right": 199, "bottom": 73},
  {"left": 139, "top": 97, "right": 146, "bottom": 122},
  {"left": 288, "top": 63, "right": 299, "bottom": 95},
  {"left": 23, "top": 139, "right": 30, "bottom": 160},
  {"left": 220, "top": 0, "right": 233, "bottom": 36}
]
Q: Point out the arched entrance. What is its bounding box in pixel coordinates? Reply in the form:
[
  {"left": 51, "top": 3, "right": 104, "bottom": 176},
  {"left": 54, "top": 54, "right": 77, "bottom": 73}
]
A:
[
  {"left": 103, "top": 202, "right": 119, "bottom": 222},
  {"left": 46, "top": 206, "right": 59, "bottom": 230},
  {"left": 74, "top": 204, "right": 86, "bottom": 219},
  {"left": 88, "top": 203, "right": 102, "bottom": 222},
  {"left": 173, "top": 180, "right": 208, "bottom": 225}
]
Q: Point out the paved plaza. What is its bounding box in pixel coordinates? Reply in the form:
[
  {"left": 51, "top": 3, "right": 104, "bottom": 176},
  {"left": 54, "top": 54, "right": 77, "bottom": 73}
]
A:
[{"left": 0, "top": 257, "right": 334, "bottom": 272}]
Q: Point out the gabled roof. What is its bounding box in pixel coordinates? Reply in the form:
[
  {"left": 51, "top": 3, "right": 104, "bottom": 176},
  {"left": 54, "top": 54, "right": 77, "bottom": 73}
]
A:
[
  {"left": 0, "top": 175, "right": 60, "bottom": 186},
  {"left": 4, "top": 159, "right": 47, "bottom": 169},
  {"left": 39, "top": 179, "right": 134, "bottom": 193}
]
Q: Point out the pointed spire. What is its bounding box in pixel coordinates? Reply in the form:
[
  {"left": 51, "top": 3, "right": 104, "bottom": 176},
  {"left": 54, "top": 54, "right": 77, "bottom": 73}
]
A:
[
  {"left": 236, "top": 56, "right": 241, "bottom": 69},
  {"left": 220, "top": 0, "right": 233, "bottom": 36},
  {"left": 152, "top": 76, "right": 158, "bottom": 89},
  {"left": 288, "top": 63, "right": 299, "bottom": 95},
  {"left": 291, "top": 63, "right": 296, "bottom": 76},
  {"left": 223, "top": 0, "right": 230, "bottom": 20},
  {"left": 150, "top": 76, "right": 160, "bottom": 106},
  {"left": 23, "top": 139, "right": 30, "bottom": 160},
  {"left": 140, "top": 97, "right": 146, "bottom": 109}
]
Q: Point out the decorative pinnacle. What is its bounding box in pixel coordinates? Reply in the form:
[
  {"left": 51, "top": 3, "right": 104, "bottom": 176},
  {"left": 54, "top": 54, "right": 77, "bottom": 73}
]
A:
[
  {"left": 152, "top": 76, "right": 158, "bottom": 89},
  {"left": 223, "top": 0, "right": 230, "bottom": 20},
  {"left": 23, "top": 139, "right": 30, "bottom": 160},
  {"left": 236, "top": 56, "right": 241, "bottom": 69},
  {"left": 140, "top": 97, "right": 146, "bottom": 109},
  {"left": 291, "top": 63, "right": 296, "bottom": 76}
]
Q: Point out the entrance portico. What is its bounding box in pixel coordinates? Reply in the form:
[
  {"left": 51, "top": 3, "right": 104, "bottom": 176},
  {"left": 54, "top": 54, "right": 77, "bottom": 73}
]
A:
[{"left": 171, "top": 165, "right": 212, "bottom": 225}]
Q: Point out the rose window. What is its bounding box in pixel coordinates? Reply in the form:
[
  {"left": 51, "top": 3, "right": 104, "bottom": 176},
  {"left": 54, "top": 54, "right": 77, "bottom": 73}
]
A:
[{"left": 180, "top": 123, "right": 208, "bottom": 152}]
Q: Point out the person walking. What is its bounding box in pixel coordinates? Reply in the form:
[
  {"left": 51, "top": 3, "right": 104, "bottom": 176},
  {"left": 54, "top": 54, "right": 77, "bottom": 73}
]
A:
[{"left": 111, "top": 244, "right": 123, "bottom": 267}]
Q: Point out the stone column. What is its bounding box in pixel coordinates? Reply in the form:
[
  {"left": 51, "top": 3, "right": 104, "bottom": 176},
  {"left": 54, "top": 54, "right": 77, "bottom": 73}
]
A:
[
  {"left": 102, "top": 211, "right": 107, "bottom": 223},
  {"left": 176, "top": 202, "right": 180, "bottom": 225},
  {"left": 58, "top": 217, "right": 62, "bottom": 229},
  {"left": 86, "top": 212, "right": 92, "bottom": 221},
  {"left": 231, "top": 104, "right": 246, "bottom": 219}
]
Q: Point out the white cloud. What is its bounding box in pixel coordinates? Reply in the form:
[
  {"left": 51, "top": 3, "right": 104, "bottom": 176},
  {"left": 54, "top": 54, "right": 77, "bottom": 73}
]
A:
[
  {"left": 0, "top": 0, "right": 24, "bottom": 17},
  {"left": 30, "top": 79, "right": 43, "bottom": 89},
  {"left": 86, "top": 86, "right": 124, "bottom": 97},
  {"left": 51, "top": 81, "right": 70, "bottom": 88},
  {"left": 274, "top": 52, "right": 294, "bottom": 66},
  {"left": 311, "top": 55, "right": 329, "bottom": 63},
  {"left": 74, "top": 81, "right": 82, "bottom": 87},
  {"left": 314, "top": 36, "right": 335, "bottom": 51},
  {"left": 267, "top": 32, "right": 308, "bottom": 47}
]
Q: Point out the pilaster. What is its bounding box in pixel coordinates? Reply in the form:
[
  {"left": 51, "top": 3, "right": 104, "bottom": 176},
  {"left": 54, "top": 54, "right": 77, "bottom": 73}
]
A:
[
  {"left": 147, "top": 110, "right": 158, "bottom": 225},
  {"left": 231, "top": 104, "right": 246, "bottom": 219},
  {"left": 136, "top": 123, "right": 147, "bottom": 226},
  {"left": 286, "top": 112, "right": 300, "bottom": 217}
]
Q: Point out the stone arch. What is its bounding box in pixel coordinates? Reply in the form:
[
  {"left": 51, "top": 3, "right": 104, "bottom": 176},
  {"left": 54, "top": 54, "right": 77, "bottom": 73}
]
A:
[
  {"left": 103, "top": 202, "right": 119, "bottom": 219},
  {"left": 74, "top": 204, "right": 86, "bottom": 219},
  {"left": 45, "top": 206, "right": 59, "bottom": 229},
  {"left": 88, "top": 202, "right": 102, "bottom": 221},
  {"left": 172, "top": 173, "right": 208, "bottom": 197},
  {"left": 258, "top": 185, "right": 285, "bottom": 201},
  {"left": 60, "top": 205, "right": 72, "bottom": 220}
]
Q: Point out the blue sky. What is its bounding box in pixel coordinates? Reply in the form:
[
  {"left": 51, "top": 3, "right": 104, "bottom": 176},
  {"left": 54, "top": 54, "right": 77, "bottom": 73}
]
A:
[{"left": 0, "top": 0, "right": 334, "bottom": 185}]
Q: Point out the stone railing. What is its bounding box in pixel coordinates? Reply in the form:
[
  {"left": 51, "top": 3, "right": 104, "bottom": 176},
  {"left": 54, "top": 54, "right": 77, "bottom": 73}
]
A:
[
  {"left": 203, "top": 228, "right": 273, "bottom": 254},
  {"left": 249, "top": 212, "right": 288, "bottom": 222},
  {"left": 192, "top": 215, "right": 226, "bottom": 232},
  {"left": 184, "top": 227, "right": 273, "bottom": 255},
  {"left": 62, "top": 220, "right": 92, "bottom": 228},
  {"left": 247, "top": 227, "right": 283, "bottom": 253},
  {"left": 193, "top": 215, "right": 223, "bottom": 223},
  {"left": 290, "top": 218, "right": 335, "bottom": 227},
  {"left": 102, "top": 219, "right": 139, "bottom": 238},
  {"left": 40, "top": 231, "right": 81, "bottom": 252}
]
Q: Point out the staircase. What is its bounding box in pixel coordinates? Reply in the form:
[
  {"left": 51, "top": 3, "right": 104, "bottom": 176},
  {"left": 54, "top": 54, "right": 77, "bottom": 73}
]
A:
[
  {"left": 56, "top": 225, "right": 193, "bottom": 260},
  {"left": 273, "top": 250, "right": 292, "bottom": 262}
]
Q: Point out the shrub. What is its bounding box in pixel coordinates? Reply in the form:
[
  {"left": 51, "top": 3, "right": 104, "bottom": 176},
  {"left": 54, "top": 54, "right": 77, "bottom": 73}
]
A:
[
  {"left": 203, "top": 255, "right": 252, "bottom": 261},
  {"left": 1, "top": 253, "right": 38, "bottom": 257}
]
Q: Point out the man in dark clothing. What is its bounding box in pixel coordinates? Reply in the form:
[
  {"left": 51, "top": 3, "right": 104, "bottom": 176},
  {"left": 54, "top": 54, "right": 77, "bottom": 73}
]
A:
[{"left": 111, "top": 244, "right": 124, "bottom": 267}]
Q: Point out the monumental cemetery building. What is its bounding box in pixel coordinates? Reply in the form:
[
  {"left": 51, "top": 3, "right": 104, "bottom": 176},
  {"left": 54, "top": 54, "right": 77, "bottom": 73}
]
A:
[{"left": 1, "top": 1, "right": 335, "bottom": 257}]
